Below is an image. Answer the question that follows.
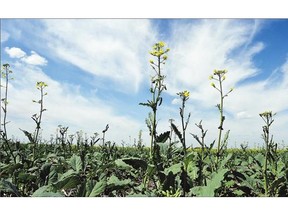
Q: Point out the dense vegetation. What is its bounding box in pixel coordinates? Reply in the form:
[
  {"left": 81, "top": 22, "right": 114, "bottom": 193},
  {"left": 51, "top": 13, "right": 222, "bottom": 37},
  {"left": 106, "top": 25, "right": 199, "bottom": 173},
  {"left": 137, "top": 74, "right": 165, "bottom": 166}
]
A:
[{"left": 1, "top": 42, "right": 288, "bottom": 197}]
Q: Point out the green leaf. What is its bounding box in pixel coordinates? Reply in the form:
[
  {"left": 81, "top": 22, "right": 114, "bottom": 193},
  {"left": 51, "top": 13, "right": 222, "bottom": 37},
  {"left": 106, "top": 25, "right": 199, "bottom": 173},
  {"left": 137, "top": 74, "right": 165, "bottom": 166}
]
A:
[
  {"left": 0, "top": 179, "right": 21, "bottom": 196},
  {"left": 145, "top": 164, "right": 156, "bottom": 179},
  {"left": 225, "top": 180, "right": 235, "bottom": 188},
  {"left": 69, "top": 154, "right": 82, "bottom": 173},
  {"left": 40, "top": 163, "right": 52, "bottom": 182},
  {"left": 53, "top": 169, "right": 81, "bottom": 190},
  {"left": 186, "top": 160, "right": 199, "bottom": 181},
  {"left": 241, "top": 173, "right": 263, "bottom": 192},
  {"left": 191, "top": 168, "right": 229, "bottom": 197},
  {"left": 270, "top": 176, "right": 286, "bottom": 196},
  {"left": 32, "top": 185, "right": 64, "bottom": 197},
  {"left": 184, "top": 151, "right": 197, "bottom": 167},
  {"left": 139, "top": 102, "right": 152, "bottom": 107},
  {"left": 219, "top": 153, "right": 233, "bottom": 168},
  {"left": 47, "top": 168, "right": 58, "bottom": 185},
  {"left": 163, "top": 163, "right": 182, "bottom": 175},
  {"left": 19, "top": 128, "right": 35, "bottom": 143},
  {"left": 108, "top": 175, "right": 131, "bottom": 186},
  {"left": 18, "top": 172, "right": 37, "bottom": 183},
  {"left": 107, "top": 175, "right": 131, "bottom": 191},
  {"left": 89, "top": 179, "right": 107, "bottom": 197},
  {"left": 233, "top": 190, "right": 245, "bottom": 196},
  {"left": 114, "top": 159, "right": 133, "bottom": 170},
  {"left": 156, "top": 131, "right": 170, "bottom": 143},
  {"left": 254, "top": 153, "right": 265, "bottom": 167},
  {"left": 116, "top": 158, "right": 148, "bottom": 170},
  {"left": 6, "top": 163, "right": 23, "bottom": 174},
  {"left": 171, "top": 123, "right": 182, "bottom": 143}
]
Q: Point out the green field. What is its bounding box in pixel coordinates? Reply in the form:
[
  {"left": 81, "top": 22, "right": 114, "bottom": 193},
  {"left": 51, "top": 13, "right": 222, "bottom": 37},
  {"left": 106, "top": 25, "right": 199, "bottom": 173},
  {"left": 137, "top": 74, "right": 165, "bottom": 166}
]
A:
[{"left": 1, "top": 140, "right": 288, "bottom": 197}]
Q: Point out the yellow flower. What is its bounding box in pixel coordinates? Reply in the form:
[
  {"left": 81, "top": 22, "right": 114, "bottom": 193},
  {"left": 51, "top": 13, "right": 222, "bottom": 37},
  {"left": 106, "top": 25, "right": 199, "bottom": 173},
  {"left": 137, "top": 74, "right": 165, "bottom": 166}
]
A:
[
  {"left": 183, "top": 90, "right": 190, "bottom": 98},
  {"left": 259, "top": 111, "right": 273, "bottom": 118},
  {"left": 209, "top": 75, "right": 213, "bottom": 80},
  {"left": 163, "top": 55, "right": 168, "bottom": 60},
  {"left": 213, "top": 69, "right": 228, "bottom": 76},
  {"left": 149, "top": 60, "right": 154, "bottom": 64},
  {"left": 36, "top": 81, "right": 48, "bottom": 89},
  {"left": 158, "top": 41, "right": 166, "bottom": 47},
  {"left": 211, "top": 82, "right": 216, "bottom": 88}
]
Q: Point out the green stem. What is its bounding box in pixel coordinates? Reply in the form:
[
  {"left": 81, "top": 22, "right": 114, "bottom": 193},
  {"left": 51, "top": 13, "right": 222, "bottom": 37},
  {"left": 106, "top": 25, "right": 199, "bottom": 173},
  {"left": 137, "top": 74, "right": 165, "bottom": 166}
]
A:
[
  {"left": 264, "top": 122, "right": 269, "bottom": 196},
  {"left": 1, "top": 65, "right": 16, "bottom": 163},
  {"left": 216, "top": 75, "right": 224, "bottom": 167},
  {"left": 180, "top": 100, "right": 187, "bottom": 155},
  {"left": 34, "top": 87, "right": 44, "bottom": 144},
  {"left": 150, "top": 54, "right": 161, "bottom": 160}
]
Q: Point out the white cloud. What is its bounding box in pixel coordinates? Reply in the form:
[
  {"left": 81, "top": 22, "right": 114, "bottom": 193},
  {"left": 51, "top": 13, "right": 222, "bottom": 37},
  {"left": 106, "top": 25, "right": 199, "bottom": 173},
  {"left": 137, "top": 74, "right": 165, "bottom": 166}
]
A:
[
  {"left": 236, "top": 111, "right": 253, "bottom": 119},
  {"left": 1, "top": 30, "right": 10, "bottom": 43},
  {"left": 2, "top": 62, "right": 144, "bottom": 144},
  {"left": 165, "top": 20, "right": 263, "bottom": 97},
  {"left": 21, "top": 51, "right": 48, "bottom": 66},
  {"left": 5, "top": 47, "right": 26, "bottom": 58},
  {"left": 154, "top": 19, "right": 288, "bottom": 146},
  {"left": 3, "top": 19, "right": 288, "bottom": 147},
  {"left": 5, "top": 47, "right": 47, "bottom": 66},
  {"left": 281, "top": 57, "right": 288, "bottom": 86},
  {"left": 171, "top": 98, "right": 181, "bottom": 105},
  {"left": 37, "top": 19, "right": 157, "bottom": 93}
]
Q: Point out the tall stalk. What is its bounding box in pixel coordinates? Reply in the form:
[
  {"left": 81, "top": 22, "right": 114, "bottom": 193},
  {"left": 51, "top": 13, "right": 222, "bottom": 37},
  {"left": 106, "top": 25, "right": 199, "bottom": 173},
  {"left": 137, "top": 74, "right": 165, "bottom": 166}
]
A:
[
  {"left": 140, "top": 41, "right": 169, "bottom": 160},
  {"left": 0, "top": 63, "right": 16, "bottom": 162},
  {"left": 32, "top": 81, "right": 48, "bottom": 144},
  {"left": 259, "top": 111, "right": 275, "bottom": 196},
  {"left": 209, "top": 69, "right": 233, "bottom": 168},
  {"left": 176, "top": 90, "right": 191, "bottom": 155}
]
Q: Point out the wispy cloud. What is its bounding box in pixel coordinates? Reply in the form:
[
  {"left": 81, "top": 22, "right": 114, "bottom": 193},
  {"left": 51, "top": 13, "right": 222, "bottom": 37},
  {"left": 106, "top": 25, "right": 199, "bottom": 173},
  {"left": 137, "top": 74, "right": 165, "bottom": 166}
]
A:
[
  {"left": 2, "top": 19, "right": 288, "bottom": 147},
  {"left": 1, "top": 30, "right": 10, "bottom": 43},
  {"left": 160, "top": 19, "right": 288, "bottom": 146},
  {"left": 4, "top": 61, "right": 143, "bottom": 144},
  {"left": 37, "top": 19, "right": 157, "bottom": 93}
]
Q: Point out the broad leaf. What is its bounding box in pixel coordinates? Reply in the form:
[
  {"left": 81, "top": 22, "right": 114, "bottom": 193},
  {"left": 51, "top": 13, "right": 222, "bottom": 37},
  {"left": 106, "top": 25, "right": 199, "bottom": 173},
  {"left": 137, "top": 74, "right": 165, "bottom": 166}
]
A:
[
  {"left": 89, "top": 179, "right": 107, "bottom": 197},
  {"left": 116, "top": 158, "right": 148, "bottom": 170},
  {"left": 53, "top": 169, "right": 80, "bottom": 190},
  {"left": 69, "top": 154, "right": 82, "bottom": 173},
  {"left": 163, "top": 163, "right": 182, "bottom": 175},
  {"left": 0, "top": 179, "right": 21, "bottom": 196},
  {"left": 191, "top": 168, "right": 229, "bottom": 197},
  {"left": 107, "top": 175, "right": 131, "bottom": 191},
  {"left": 32, "top": 185, "right": 64, "bottom": 197}
]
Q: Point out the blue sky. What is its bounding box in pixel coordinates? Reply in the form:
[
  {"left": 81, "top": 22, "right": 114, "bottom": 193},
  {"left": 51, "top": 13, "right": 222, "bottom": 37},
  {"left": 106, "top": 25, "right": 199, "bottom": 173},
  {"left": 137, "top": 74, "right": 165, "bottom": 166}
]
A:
[{"left": 1, "top": 19, "right": 288, "bottom": 147}]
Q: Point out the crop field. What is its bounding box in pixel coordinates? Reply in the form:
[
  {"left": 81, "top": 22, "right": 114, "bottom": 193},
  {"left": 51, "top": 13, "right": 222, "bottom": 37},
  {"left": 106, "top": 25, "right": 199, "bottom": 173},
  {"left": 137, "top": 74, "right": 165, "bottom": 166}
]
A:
[{"left": 1, "top": 42, "right": 288, "bottom": 197}]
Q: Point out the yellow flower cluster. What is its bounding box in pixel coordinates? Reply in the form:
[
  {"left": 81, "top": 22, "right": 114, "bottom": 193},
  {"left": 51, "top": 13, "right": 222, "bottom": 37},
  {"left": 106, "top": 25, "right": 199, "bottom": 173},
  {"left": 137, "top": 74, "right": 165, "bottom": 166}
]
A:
[
  {"left": 259, "top": 111, "right": 273, "bottom": 118},
  {"left": 213, "top": 69, "right": 228, "bottom": 76},
  {"left": 36, "top": 81, "right": 48, "bottom": 89},
  {"left": 183, "top": 90, "right": 190, "bottom": 98},
  {"left": 177, "top": 90, "right": 190, "bottom": 100},
  {"left": 149, "top": 41, "right": 170, "bottom": 58}
]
